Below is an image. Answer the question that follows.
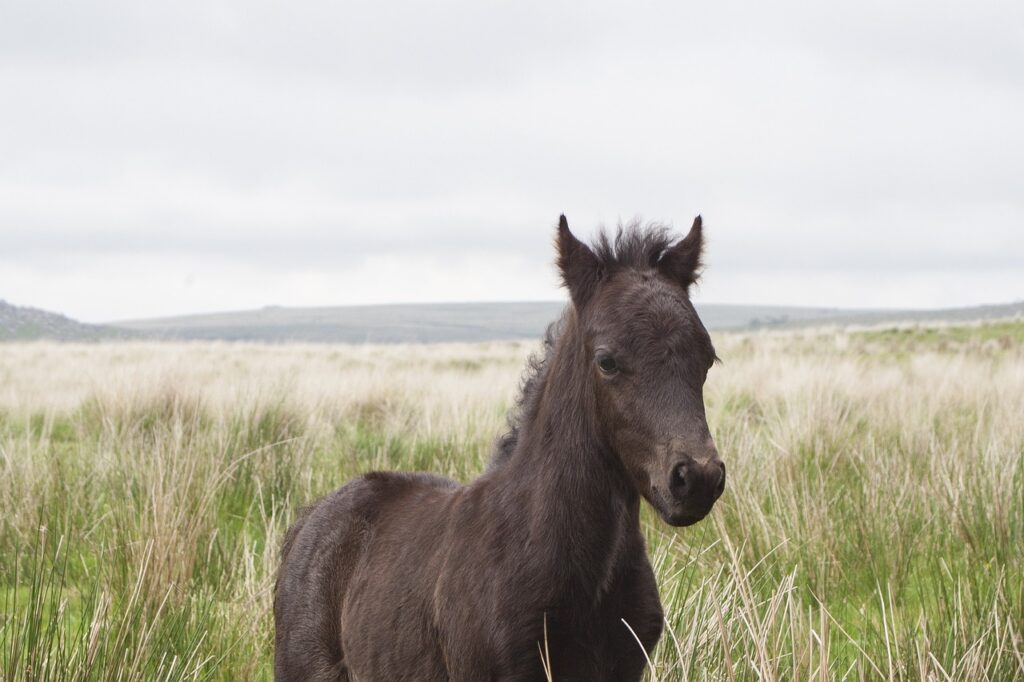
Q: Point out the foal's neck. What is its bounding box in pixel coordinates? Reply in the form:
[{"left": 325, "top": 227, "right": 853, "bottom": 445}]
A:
[{"left": 498, "top": 319, "right": 641, "bottom": 601}]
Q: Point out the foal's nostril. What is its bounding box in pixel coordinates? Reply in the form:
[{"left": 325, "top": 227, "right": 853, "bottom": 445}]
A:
[
  {"left": 669, "top": 456, "right": 698, "bottom": 503},
  {"left": 713, "top": 462, "right": 726, "bottom": 498},
  {"left": 672, "top": 461, "right": 689, "bottom": 493}
]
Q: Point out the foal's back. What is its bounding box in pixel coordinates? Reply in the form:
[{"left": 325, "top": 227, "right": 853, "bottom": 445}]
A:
[{"left": 274, "top": 471, "right": 460, "bottom": 681}]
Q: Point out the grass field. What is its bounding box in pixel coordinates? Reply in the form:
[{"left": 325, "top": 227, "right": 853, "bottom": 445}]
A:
[{"left": 1, "top": 321, "right": 1022, "bottom": 680}]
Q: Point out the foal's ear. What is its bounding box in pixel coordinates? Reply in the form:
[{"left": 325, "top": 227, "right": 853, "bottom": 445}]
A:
[
  {"left": 658, "top": 215, "right": 704, "bottom": 290},
  {"left": 556, "top": 215, "right": 602, "bottom": 308}
]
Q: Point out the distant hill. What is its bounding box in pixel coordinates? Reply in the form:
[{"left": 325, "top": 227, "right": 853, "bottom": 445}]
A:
[
  {"left": 112, "top": 300, "right": 1024, "bottom": 343},
  {"left": 114, "top": 302, "right": 565, "bottom": 343},
  {"left": 5, "top": 298, "right": 1021, "bottom": 344},
  {"left": 0, "top": 300, "right": 130, "bottom": 341}
]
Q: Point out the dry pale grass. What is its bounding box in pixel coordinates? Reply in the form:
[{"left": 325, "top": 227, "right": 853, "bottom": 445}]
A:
[{"left": 1, "top": 321, "right": 1022, "bottom": 680}]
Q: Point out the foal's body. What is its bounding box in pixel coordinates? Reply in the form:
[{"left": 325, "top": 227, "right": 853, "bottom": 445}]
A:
[
  {"left": 275, "top": 319, "right": 662, "bottom": 681},
  {"left": 276, "top": 217, "right": 724, "bottom": 681}
]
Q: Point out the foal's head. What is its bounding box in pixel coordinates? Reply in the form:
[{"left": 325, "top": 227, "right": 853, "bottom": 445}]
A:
[{"left": 557, "top": 215, "right": 725, "bottom": 527}]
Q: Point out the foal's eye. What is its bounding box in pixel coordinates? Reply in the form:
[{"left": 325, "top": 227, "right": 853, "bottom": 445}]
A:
[{"left": 596, "top": 354, "right": 618, "bottom": 375}]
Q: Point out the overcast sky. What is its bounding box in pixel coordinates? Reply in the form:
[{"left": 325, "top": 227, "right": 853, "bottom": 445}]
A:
[{"left": 1, "top": 0, "right": 1022, "bottom": 323}]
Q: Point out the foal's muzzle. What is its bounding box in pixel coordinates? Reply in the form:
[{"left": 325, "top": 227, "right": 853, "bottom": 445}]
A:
[{"left": 666, "top": 454, "right": 725, "bottom": 526}]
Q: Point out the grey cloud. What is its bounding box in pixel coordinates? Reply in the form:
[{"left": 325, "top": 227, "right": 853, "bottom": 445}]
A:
[{"left": 1, "top": 0, "right": 1022, "bottom": 320}]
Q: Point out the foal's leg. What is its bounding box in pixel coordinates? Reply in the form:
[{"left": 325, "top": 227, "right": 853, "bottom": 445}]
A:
[{"left": 606, "top": 557, "right": 665, "bottom": 682}]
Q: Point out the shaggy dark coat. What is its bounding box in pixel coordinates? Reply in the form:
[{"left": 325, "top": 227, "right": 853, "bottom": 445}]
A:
[{"left": 274, "top": 216, "right": 725, "bottom": 681}]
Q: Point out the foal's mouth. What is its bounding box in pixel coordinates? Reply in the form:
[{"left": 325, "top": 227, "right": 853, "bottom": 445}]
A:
[
  {"left": 650, "top": 487, "right": 715, "bottom": 527},
  {"left": 663, "top": 509, "right": 709, "bottom": 527}
]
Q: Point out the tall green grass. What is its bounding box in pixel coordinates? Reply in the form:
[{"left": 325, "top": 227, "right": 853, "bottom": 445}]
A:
[{"left": 1, "top": 325, "right": 1022, "bottom": 680}]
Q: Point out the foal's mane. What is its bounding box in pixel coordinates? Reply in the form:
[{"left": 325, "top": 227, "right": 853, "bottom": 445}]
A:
[
  {"left": 489, "top": 221, "right": 684, "bottom": 468},
  {"left": 489, "top": 314, "right": 564, "bottom": 468}
]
